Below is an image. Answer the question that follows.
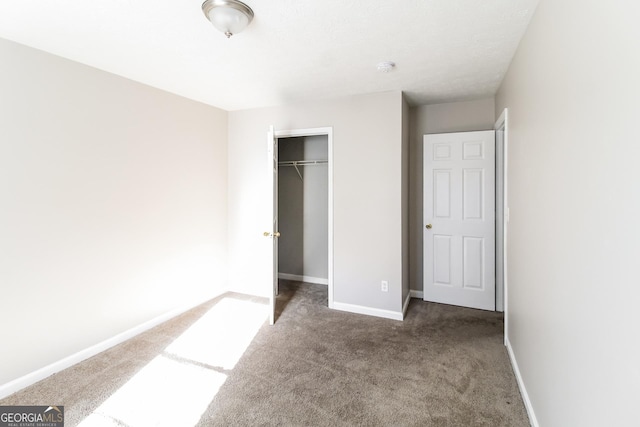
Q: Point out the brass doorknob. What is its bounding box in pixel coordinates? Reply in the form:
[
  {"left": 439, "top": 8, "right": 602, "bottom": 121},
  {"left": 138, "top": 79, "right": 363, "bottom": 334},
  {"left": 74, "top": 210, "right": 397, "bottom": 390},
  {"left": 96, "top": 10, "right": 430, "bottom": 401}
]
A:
[
  {"left": 425, "top": 224, "right": 432, "bottom": 229},
  {"left": 263, "top": 231, "right": 270, "bottom": 237},
  {"left": 274, "top": 232, "right": 281, "bottom": 237},
  {"left": 263, "top": 231, "right": 281, "bottom": 237}
]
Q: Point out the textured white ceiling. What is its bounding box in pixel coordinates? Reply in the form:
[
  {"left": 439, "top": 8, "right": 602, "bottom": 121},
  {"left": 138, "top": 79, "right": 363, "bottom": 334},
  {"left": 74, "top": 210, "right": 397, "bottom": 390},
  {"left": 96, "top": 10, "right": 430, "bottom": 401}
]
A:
[{"left": 0, "top": 0, "right": 538, "bottom": 111}]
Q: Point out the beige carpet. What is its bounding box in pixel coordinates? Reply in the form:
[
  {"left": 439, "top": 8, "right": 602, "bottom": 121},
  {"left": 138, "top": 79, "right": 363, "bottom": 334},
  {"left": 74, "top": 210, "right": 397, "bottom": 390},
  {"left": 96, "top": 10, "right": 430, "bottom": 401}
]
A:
[{"left": 1, "top": 281, "right": 529, "bottom": 426}]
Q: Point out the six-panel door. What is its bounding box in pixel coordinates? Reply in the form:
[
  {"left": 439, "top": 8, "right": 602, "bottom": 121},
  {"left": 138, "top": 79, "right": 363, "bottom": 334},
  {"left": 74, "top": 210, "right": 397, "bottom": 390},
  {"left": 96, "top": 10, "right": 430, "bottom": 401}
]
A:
[{"left": 423, "top": 131, "right": 496, "bottom": 311}]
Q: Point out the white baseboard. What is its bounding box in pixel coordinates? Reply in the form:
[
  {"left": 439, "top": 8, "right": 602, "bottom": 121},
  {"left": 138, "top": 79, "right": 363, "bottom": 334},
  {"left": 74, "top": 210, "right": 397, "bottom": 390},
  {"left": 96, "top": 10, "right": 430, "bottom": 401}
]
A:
[
  {"left": 505, "top": 338, "right": 539, "bottom": 427},
  {"left": 402, "top": 293, "right": 411, "bottom": 318},
  {"left": 0, "top": 290, "right": 226, "bottom": 400},
  {"left": 332, "top": 301, "right": 403, "bottom": 321},
  {"left": 410, "top": 290, "right": 424, "bottom": 299},
  {"left": 278, "top": 273, "right": 328, "bottom": 285}
]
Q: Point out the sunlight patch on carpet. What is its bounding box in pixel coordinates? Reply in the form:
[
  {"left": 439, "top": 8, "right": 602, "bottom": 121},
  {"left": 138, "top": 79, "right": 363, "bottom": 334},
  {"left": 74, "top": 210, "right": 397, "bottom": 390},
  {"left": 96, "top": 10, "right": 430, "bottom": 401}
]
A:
[
  {"left": 165, "top": 297, "right": 267, "bottom": 370},
  {"left": 77, "top": 296, "right": 267, "bottom": 427}
]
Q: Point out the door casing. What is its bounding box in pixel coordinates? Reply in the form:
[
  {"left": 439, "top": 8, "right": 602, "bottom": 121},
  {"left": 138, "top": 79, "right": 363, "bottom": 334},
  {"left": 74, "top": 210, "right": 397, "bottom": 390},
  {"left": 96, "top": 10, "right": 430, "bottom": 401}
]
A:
[
  {"left": 495, "top": 109, "right": 509, "bottom": 336},
  {"left": 274, "top": 127, "right": 334, "bottom": 309}
]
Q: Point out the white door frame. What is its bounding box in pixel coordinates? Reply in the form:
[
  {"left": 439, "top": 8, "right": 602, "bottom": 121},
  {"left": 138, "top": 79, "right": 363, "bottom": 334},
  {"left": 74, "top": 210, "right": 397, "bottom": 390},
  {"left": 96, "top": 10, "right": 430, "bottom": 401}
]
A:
[
  {"left": 274, "top": 127, "right": 334, "bottom": 308},
  {"left": 494, "top": 109, "right": 509, "bottom": 339},
  {"left": 267, "top": 126, "right": 278, "bottom": 325}
]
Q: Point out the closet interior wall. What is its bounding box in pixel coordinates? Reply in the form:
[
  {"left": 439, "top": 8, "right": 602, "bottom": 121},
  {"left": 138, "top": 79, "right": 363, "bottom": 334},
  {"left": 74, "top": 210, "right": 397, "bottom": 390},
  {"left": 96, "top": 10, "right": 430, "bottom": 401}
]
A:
[{"left": 278, "top": 135, "right": 329, "bottom": 284}]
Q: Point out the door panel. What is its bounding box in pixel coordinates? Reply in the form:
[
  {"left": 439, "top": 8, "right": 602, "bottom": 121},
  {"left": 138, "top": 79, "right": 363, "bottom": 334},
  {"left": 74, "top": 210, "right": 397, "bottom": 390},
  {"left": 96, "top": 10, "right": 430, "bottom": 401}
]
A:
[
  {"left": 434, "top": 170, "right": 452, "bottom": 218},
  {"left": 433, "top": 235, "right": 452, "bottom": 285},
  {"left": 423, "top": 131, "right": 495, "bottom": 311},
  {"left": 463, "top": 236, "right": 484, "bottom": 289},
  {"left": 463, "top": 169, "right": 484, "bottom": 220}
]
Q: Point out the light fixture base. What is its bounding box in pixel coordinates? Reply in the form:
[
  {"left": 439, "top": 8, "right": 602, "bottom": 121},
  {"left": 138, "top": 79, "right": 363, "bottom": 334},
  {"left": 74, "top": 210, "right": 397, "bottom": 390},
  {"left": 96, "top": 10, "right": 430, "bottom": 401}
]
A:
[{"left": 377, "top": 61, "right": 396, "bottom": 72}]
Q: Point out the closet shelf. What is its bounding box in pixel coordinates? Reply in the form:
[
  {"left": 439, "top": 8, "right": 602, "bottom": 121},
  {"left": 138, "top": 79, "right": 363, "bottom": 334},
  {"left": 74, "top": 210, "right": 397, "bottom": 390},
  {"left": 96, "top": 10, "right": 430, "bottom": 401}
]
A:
[
  {"left": 278, "top": 160, "right": 328, "bottom": 181},
  {"left": 278, "top": 160, "right": 328, "bottom": 166}
]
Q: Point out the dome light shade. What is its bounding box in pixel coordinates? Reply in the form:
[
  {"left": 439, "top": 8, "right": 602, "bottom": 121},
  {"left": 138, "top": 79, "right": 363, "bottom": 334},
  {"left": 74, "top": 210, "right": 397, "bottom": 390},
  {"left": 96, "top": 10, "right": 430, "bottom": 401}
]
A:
[{"left": 202, "top": 0, "right": 254, "bottom": 38}]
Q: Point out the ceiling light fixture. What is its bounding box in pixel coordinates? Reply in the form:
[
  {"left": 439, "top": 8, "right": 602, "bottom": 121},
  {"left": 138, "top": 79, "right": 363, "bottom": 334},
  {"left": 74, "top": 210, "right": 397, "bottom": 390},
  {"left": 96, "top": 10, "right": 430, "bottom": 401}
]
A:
[
  {"left": 377, "top": 61, "right": 396, "bottom": 73},
  {"left": 202, "top": 0, "right": 254, "bottom": 38}
]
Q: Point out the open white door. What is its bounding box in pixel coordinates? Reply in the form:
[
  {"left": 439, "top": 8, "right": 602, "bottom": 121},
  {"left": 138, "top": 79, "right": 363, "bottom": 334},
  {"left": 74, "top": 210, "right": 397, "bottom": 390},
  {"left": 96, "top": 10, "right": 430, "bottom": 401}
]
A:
[
  {"left": 423, "top": 131, "right": 496, "bottom": 311},
  {"left": 265, "top": 126, "right": 279, "bottom": 325}
]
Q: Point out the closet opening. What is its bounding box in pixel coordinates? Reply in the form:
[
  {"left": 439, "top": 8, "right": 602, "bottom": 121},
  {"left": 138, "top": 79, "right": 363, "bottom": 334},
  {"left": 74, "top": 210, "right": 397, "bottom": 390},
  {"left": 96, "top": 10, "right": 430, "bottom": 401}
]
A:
[{"left": 275, "top": 128, "right": 333, "bottom": 308}]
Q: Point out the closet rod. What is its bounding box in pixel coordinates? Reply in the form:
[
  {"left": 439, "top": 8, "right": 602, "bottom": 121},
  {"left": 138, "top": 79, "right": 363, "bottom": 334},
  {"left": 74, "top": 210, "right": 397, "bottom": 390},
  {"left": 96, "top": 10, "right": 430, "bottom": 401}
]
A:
[
  {"left": 278, "top": 160, "right": 328, "bottom": 166},
  {"left": 278, "top": 160, "right": 327, "bottom": 181}
]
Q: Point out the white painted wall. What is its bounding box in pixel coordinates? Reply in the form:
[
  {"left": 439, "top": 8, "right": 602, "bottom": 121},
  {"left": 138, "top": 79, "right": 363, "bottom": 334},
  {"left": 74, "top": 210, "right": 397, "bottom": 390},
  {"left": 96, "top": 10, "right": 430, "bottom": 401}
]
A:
[
  {"left": 408, "top": 99, "right": 495, "bottom": 294},
  {"left": 0, "top": 38, "right": 228, "bottom": 386},
  {"left": 228, "top": 92, "right": 405, "bottom": 316},
  {"left": 495, "top": 0, "right": 640, "bottom": 425},
  {"left": 278, "top": 136, "right": 329, "bottom": 280}
]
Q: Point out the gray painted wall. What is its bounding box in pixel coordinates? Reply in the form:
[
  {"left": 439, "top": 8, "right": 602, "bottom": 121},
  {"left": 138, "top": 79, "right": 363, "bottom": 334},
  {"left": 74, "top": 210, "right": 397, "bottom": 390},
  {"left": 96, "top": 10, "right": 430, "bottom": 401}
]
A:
[
  {"left": 495, "top": 0, "right": 640, "bottom": 425},
  {"left": 0, "top": 38, "right": 228, "bottom": 386},
  {"left": 278, "top": 135, "right": 329, "bottom": 280},
  {"left": 228, "top": 92, "right": 405, "bottom": 315},
  {"left": 408, "top": 99, "right": 496, "bottom": 294}
]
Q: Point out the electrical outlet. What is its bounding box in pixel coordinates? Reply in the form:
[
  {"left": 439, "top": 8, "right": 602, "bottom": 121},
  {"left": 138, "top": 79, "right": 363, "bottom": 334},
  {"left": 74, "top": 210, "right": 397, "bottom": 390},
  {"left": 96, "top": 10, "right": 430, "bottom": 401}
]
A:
[{"left": 381, "top": 281, "right": 388, "bottom": 292}]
